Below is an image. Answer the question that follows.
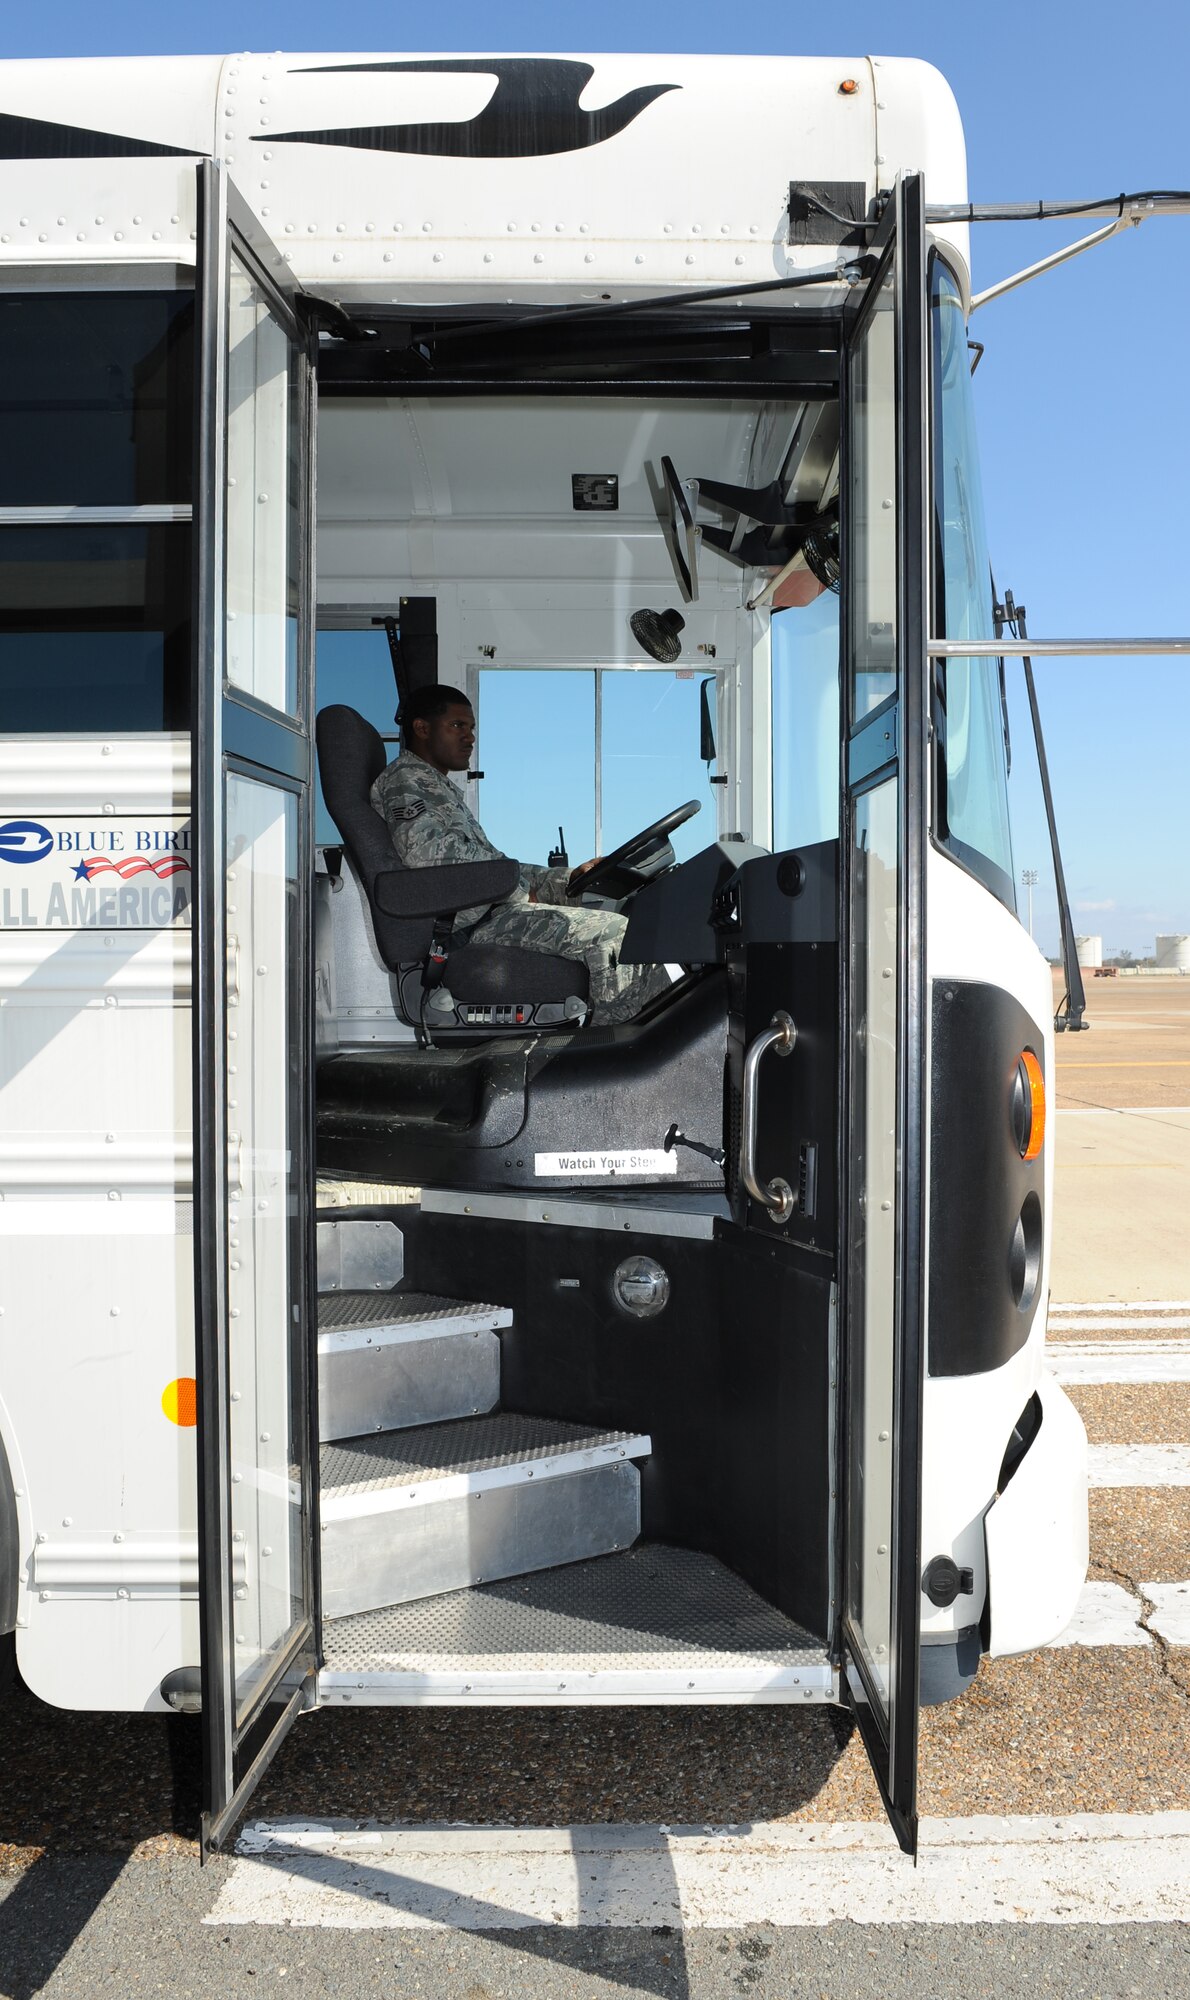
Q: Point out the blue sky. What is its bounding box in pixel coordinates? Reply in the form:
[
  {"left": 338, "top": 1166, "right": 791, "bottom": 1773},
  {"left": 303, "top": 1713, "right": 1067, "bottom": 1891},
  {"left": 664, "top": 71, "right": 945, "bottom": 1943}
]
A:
[{"left": 10, "top": 1, "right": 1187, "bottom": 955}]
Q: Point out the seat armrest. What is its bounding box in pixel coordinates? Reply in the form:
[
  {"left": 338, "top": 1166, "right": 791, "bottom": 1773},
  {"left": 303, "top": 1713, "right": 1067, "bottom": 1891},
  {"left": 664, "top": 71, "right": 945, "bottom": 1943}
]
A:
[{"left": 374, "top": 858, "right": 518, "bottom": 919}]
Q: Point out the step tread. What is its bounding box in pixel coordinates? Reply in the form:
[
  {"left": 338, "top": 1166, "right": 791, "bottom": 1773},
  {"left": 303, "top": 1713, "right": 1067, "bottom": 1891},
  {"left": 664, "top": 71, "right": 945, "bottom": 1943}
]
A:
[
  {"left": 320, "top": 1413, "right": 648, "bottom": 1501},
  {"left": 321, "top": 1545, "right": 823, "bottom": 1673},
  {"left": 317, "top": 1289, "right": 510, "bottom": 1336}
]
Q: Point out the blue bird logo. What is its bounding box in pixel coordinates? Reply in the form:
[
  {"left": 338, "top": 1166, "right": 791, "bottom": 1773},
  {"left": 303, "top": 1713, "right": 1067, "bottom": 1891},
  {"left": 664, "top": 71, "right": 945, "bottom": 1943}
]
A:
[{"left": 0, "top": 820, "right": 53, "bottom": 864}]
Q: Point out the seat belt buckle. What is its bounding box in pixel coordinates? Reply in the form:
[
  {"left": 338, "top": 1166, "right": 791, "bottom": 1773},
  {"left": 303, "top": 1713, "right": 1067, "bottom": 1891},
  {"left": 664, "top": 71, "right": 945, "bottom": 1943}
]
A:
[{"left": 423, "top": 917, "right": 454, "bottom": 990}]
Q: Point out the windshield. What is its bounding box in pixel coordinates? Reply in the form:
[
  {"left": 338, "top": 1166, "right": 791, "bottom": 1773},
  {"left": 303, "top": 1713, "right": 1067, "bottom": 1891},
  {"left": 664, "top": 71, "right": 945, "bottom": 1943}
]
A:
[{"left": 931, "top": 260, "right": 1016, "bottom": 910}]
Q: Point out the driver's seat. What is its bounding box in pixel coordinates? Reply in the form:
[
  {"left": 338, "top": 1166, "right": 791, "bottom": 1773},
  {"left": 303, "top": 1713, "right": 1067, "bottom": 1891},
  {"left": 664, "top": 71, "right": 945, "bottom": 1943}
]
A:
[{"left": 316, "top": 705, "right": 590, "bottom": 1033}]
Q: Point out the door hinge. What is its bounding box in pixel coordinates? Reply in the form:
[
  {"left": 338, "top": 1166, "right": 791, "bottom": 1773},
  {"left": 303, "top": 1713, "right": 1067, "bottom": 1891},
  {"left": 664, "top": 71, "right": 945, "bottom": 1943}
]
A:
[{"left": 295, "top": 294, "right": 377, "bottom": 344}]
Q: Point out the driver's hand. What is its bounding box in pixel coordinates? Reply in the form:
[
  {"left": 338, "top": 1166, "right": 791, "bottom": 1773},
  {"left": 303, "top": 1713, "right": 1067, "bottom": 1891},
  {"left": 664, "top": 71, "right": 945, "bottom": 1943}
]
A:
[{"left": 566, "top": 856, "right": 599, "bottom": 897}]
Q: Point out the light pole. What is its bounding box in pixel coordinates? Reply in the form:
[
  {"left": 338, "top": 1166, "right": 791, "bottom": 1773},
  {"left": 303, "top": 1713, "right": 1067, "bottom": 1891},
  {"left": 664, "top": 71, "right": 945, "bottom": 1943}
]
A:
[{"left": 1021, "top": 868, "right": 1038, "bottom": 939}]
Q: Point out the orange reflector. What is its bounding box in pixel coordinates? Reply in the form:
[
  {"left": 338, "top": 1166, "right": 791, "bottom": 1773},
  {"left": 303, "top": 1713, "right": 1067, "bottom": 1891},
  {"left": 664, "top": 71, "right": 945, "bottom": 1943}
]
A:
[
  {"left": 1018, "top": 1049, "right": 1045, "bottom": 1161},
  {"left": 162, "top": 1377, "right": 197, "bottom": 1427},
  {"left": 839, "top": 78, "right": 860, "bottom": 94}
]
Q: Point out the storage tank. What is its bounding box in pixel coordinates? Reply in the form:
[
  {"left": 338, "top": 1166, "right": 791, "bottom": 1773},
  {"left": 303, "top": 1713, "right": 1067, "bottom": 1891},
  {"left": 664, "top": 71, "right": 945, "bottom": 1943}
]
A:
[
  {"left": 1156, "top": 934, "right": 1190, "bottom": 971},
  {"left": 1075, "top": 935, "right": 1103, "bottom": 969}
]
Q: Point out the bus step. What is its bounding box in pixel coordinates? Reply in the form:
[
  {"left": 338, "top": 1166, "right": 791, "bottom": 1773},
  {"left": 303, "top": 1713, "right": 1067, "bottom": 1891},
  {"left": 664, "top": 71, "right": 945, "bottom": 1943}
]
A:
[
  {"left": 317, "top": 1290, "right": 510, "bottom": 1442},
  {"left": 319, "top": 1413, "right": 650, "bottom": 1617}
]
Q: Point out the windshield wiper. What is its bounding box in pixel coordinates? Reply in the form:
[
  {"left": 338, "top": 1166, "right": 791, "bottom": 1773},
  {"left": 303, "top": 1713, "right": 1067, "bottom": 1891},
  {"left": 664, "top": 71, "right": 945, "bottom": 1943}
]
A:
[{"left": 995, "top": 590, "right": 1088, "bottom": 1033}]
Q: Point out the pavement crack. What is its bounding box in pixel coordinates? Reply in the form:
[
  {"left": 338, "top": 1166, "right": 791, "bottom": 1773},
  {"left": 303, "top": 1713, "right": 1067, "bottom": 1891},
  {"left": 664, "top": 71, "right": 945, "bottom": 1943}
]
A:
[{"left": 1090, "top": 1555, "right": 1190, "bottom": 1700}]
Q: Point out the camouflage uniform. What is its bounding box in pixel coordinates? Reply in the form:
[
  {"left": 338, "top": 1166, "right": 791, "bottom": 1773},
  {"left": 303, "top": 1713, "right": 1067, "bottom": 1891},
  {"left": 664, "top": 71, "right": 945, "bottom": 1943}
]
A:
[{"left": 371, "top": 753, "right": 670, "bottom": 1024}]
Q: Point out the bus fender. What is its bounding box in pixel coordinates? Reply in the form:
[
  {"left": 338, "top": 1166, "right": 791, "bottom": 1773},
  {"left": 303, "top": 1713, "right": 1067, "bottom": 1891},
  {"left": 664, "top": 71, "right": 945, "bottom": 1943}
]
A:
[{"left": 983, "top": 1369, "right": 1089, "bottom": 1658}]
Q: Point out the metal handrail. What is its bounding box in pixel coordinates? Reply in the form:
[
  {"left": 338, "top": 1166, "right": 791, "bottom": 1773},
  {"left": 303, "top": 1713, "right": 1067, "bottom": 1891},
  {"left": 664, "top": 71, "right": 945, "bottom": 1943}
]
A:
[{"left": 740, "top": 1010, "right": 798, "bottom": 1223}]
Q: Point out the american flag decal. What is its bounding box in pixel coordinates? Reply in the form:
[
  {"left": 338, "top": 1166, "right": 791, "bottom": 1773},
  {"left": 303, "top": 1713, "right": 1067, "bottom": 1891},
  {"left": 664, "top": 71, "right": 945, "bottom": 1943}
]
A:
[{"left": 79, "top": 855, "right": 191, "bottom": 881}]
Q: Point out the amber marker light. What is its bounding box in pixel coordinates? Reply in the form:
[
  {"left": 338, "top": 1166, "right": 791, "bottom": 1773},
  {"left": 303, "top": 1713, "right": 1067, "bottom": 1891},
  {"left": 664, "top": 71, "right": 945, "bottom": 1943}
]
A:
[
  {"left": 839, "top": 78, "right": 860, "bottom": 94},
  {"left": 162, "top": 1377, "right": 198, "bottom": 1427},
  {"left": 1013, "top": 1049, "right": 1046, "bottom": 1162}
]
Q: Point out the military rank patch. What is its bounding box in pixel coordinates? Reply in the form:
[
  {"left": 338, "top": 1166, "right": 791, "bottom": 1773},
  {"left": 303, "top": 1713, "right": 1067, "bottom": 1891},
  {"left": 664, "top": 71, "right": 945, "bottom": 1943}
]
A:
[{"left": 394, "top": 800, "right": 427, "bottom": 821}]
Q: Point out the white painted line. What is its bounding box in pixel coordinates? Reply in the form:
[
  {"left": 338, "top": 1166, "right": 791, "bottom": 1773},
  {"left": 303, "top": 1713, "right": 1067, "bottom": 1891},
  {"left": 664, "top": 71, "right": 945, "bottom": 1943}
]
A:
[
  {"left": 1051, "top": 1300, "right": 1190, "bottom": 1313},
  {"left": 1057, "top": 1109, "right": 1190, "bottom": 1117},
  {"left": 208, "top": 1813, "right": 1190, "bottom": 1929},
  {"left": 1047, "top": 1580, "right": 1149, "bottom": 1648},
  {"left": 1046, "top": 1341, "right": 1190, "bottom": 1382},
  {"left": 1056, "top": 1320, "right": 1190, "bottom": 1336},
  {"left": 1049, "top": 1319, "right": 1190, "bottom": 1334},
  {"left": 1146, "top": 1582, "right": 1190, "bottom": 1647},
  {"left": 1088, "top": 1443, "right": 1190, "bottom": 1487}
]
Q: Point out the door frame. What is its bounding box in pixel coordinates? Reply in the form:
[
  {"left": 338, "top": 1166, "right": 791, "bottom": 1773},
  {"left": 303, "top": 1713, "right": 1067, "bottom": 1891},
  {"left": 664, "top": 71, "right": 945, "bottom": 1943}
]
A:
[
  {"left": 192, "top": 159, "right": 320, "bottom": 1857},
  {"left": 837, "top": 172, "right": 930, "bottom": 1856}
]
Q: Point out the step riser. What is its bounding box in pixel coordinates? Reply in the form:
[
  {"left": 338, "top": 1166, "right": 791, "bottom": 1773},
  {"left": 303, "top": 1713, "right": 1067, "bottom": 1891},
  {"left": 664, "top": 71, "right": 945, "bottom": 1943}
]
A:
[
  {"left": 316, "top": 1217, "right": 405, "bottom": 1293},
  {"left": 322, "top": 1463, "right": 641, "bottom": 1618},
  {"left": 319, "top": 1330, "right": 501, "bottom": 1443}
]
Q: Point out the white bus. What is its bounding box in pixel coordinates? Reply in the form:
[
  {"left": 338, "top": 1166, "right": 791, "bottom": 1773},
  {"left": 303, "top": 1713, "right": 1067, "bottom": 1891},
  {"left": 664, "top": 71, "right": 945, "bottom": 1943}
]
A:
[{"left": 4, "top": 49, "right": 1167, "bottom": 1859}]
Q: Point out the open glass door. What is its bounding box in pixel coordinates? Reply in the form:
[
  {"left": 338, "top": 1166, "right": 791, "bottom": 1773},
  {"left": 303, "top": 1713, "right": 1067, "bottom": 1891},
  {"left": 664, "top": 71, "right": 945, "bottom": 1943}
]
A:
[
  {"left": 193, "top": 162, "right": 318, "bottom": 1854},
  {"left": 839, "top": 174, "right": 929, "bottom": 1855}
]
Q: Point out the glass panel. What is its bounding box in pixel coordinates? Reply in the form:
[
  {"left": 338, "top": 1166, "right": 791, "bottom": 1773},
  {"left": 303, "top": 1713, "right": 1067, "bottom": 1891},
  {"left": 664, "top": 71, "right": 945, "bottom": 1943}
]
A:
[
  {"left": 931, "top": 263, "right": 1015, "bottom": 903},
  {"left": 314, "top": 628, "right": 399, "bottom": 843},
  {"left": 0, "top": 290, "right": 193, "bottom": 506},
  {"left": 476, "top": 669, "right": 596, "bottom": 866},
  {"left": 224, "top": 771, "right": 302, "bottom": 1720},
  {"left": 846, "top": 777, "right": 899, "bottom": 1707},
  {"left": 772, "top": 593, "right": 841, "bottom": 849},
  {"left": 848, "top": 264, "right": 898, "bottom": 726},
  {"left": 0, "top": 523, "right": 190, "bottom": 731},
  {"left": 225, "top": 254, "right": 298, "bottom": 715},
  {"left": 600, "top": 670, "right": 717, "bottom": 864}
]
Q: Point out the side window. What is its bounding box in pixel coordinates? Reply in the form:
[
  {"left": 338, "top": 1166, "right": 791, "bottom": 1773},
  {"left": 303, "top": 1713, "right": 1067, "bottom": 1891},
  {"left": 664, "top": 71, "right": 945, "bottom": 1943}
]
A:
[
  {"left": 931, "top": 261, "right": 1015, "bottom": 907},
  {"left": 0, "top": 290, "right": 193, "bottom": 736},
  {"left": 314, "top": 627, "right": 400, "bottom": 844},
  {"left": 0, "top": 291, "right": 193, "bottom": 506},
  {"left": 772, "top": 592, "right": 841, "bottom": 849},
  {"left": 600, "top": 670, "right": 713, "bottom": 862},
  {"left": 476, "top": 669, "right": 597, "bottom": 865},
  {"left": 0, "top": 524, "right": 191, "bottom": 732},
  {"left": 476, "top": 667, "right": 714, "bottom": 869}
]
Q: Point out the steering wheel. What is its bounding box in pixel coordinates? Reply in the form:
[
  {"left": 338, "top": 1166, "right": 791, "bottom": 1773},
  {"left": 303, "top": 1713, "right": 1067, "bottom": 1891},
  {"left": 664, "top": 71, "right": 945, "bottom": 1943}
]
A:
[{"left": 568, "top": 800, "right": 701, "bottom": 898}]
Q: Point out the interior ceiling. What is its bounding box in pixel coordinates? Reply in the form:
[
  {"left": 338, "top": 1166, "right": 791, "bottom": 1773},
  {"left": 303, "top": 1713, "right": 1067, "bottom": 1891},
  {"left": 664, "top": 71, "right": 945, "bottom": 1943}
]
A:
[{"left": 316, "top": 394, "right": 798, "bottom": 529}]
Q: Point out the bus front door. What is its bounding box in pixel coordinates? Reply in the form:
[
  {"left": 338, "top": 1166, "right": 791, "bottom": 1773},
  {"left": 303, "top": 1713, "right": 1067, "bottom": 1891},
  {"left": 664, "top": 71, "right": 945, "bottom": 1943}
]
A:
[
  {"left": 732, "top": 173, "right": 930, "bottom": 1856},
  {"left": 837, "top": 172, "right": 930, "bottom": 1855},
  {"left": 192, "top": 162, "right": 319, "bottom": 1855}
]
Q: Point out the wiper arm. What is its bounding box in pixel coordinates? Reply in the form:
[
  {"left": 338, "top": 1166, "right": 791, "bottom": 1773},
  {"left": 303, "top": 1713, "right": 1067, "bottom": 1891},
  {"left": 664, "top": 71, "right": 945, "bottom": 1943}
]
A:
[{"left": 995, "top": 590, "right": 1088, "bottom": 1033}]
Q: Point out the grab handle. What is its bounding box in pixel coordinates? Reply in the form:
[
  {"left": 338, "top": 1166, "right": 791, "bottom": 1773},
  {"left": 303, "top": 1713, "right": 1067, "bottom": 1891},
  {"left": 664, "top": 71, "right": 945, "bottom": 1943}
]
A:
[{"left": 740, "top": 1010, "right": 798, "bottom": 1223}]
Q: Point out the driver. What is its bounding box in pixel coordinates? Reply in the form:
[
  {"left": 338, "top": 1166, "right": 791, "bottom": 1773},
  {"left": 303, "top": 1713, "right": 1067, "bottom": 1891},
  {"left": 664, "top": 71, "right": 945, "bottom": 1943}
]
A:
[{"left": 371, "top": 684, "right": 670, "bottom": 1024}]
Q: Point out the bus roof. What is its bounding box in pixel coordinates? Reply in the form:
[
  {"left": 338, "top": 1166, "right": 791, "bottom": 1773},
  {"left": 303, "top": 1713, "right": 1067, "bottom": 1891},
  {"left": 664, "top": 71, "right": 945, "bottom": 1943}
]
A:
[{"left": 0, "top": 52, "right": 969, "bottom": 298}]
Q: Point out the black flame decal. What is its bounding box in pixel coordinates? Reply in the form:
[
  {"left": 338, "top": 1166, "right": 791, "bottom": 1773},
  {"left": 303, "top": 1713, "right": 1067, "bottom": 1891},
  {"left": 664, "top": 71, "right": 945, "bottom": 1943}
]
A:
[
  {"left": 0, "top": 111, "right": 196, "bottom": 159},
  {"left": 260, "top": 56, "right": 679, "bottom": 159}
]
